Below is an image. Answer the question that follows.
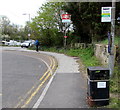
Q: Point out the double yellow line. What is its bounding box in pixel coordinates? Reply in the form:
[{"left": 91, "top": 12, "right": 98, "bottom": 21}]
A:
[
  {"left": 15, "top": 55, "right": 57, "bottom": 108},
  {"left": 40, "top": 55, "right": 55, "bottom": 81}
]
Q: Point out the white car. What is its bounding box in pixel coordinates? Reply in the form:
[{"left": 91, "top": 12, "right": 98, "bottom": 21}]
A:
[
  {"left": 2, "top": 40, "right": 21, "bottom": 46},
  {"left": 21, "top": 40, "right": 35, "bottom": 48},
  {"left": 8, "top": 40, "right": 17, "bottom": 46}
]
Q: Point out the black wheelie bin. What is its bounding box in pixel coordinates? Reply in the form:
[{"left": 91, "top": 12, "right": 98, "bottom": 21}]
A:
[{"left": 86, "top": 66, "right": 109, "bottom": 107}]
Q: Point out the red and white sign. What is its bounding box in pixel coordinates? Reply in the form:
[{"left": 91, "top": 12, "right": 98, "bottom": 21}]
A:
[
  {"left": 62, "top": 14, "right": 71, "bottom": 19},
  {"left": 64, "top": 36, "right": 68, "bottom": 38},
  {"left": 62, "top": 14, "right": 71, "bottom": 23}
]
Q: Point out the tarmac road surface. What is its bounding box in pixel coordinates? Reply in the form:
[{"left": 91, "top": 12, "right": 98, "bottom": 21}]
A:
[{"left": 2, "top": 48, "right": 56, "bottom": 108}]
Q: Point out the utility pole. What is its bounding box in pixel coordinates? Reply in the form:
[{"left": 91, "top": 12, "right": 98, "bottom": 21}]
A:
[{"left": 109, "top": 0, "right": 116, "bottom": 76}]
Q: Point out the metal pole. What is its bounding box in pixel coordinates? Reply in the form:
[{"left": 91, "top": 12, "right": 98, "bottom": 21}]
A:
[
  {"left": 64, "top": 38, "right": 67, "bottom": 48},
  {"left": 64, "top": 23, "right": 67, "bottom": 48},
  {"left": 109, "top": 0, "right": 116, "bottom": 76}
]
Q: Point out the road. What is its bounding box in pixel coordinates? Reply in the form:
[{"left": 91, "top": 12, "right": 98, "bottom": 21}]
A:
[
  {"left": 2, "top": 48, "right": 56, "bottom": 108},
  {"left": 2, "top": 47, "right": 88, "bottom": 108}
]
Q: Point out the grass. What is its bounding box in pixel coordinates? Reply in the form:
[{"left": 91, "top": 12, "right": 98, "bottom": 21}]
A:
[
  {"left": 31, "top": 46, "right": 101, "bottom": 67},
  {"left": 110, "top": 67, "right": 120, "bottom": 93},
  {"left": 108, "top": 97, "right": 120, "bottom": 108},
  {"left": 64, "top": 48, "right": 101, "bottom": 67},
  {"left": 100, "top": 36, "right": 120, "bottom": 45},
  {"left": 107, "top": 65, "right": 120, "bottom": 108}
]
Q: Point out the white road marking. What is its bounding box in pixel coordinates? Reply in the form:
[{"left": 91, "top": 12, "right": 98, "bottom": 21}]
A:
[
  {"left": 33, "top": 70, "right": 57, "bottom": 108},
  {"left": 38, "top": 58, "right": 53, "bottom": 76}
]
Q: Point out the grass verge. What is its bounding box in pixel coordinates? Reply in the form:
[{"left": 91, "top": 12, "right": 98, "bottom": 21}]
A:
[
  {"left": 30, "top": 46, "right": 101, "bottom": 67},
  {"left": 99, "top": 36, "right": 120, "bottom": 45}
]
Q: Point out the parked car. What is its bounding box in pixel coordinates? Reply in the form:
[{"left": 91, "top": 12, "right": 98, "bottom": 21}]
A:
[
  {"left": 2, "top": 40, "right": 21, "bottom": 46},
  {"left": 16, "top": 42, "right": 21, "bottom": 46},
  {"left": 8, "top": 40, "right": 17, "bottom": 46},
  {"left": 21, "top": 40, "right": 35, "bottom": 48},
  {"left": 2, "top": 41, "right": 9, "bottom": 45}
]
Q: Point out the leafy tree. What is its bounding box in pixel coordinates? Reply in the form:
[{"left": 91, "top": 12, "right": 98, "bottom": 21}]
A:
[
  {"left": 30, "top": 2, "right": 120, "bottom": 46},
  {"left": 0, "top": 15, "right": 10, "bottom": 39},
  {"left": 0, "top": 15, "right": 29, "bottom": 41},
  {"left": 63, "top": 2, "right": 120, "bottom": 43},
  {"left": 30, "top": 2, "right": 65, "bottom": 46}
]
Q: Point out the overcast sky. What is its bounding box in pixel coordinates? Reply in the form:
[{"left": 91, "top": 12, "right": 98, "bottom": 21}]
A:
[{"left": 0, "top": 0, "right": 47, "bottom": 26}]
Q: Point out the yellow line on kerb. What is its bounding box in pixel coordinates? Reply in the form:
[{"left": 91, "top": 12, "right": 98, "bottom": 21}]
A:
[
  {"left": 15, "top": 85, "right": 35, "bottom": 108},
  {"left": 51, "top": 56, "right": 56, "bottom": 70},
  {"left": 20, "top": 56, "right": 56, "bottom": 108},
  {"left": 21, "top": 73, "right": 51, "bottom": 108},
  {"left": 40, "top": 56, "right": 53, "bottom": 81}
]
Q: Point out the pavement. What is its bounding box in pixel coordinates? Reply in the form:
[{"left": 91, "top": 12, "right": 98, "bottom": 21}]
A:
[
  {"left": 34, "top": 51, "right": 89, "bottom": 108},
  {"left": 2, "top": 47, "right": 89, "bottom": 108}
]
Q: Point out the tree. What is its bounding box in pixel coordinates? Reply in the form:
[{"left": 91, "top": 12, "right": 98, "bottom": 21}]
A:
[
  {"left": 30, "top": 2, "right": 120, "bottom": 46},
  {"left": 63, "top": 2, "right": 120, "bottom": 43},
  {"left": 30, "top": 2, "right": 65, "bottom": 46},
  {"left": 0, "top": 15, "right": 10, "bottom": 40},
  {"left": 0, "top": 15, "right": 28, "bottom": 41}
]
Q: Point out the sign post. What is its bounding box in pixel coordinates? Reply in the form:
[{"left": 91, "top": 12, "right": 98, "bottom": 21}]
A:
[
  {"left": 109, "top": 1, "right": 116, "bottom": 76},
  {"left": 61, "top": 14, "right": 71, "bottom": 48},
  {"left": 101, "top": 1, "right": 116, "bottom": 76}
]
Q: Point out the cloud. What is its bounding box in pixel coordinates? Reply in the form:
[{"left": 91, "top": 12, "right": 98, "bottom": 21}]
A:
[{"left": 0, "top": 0, "right": 46, "bottom": 26}]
